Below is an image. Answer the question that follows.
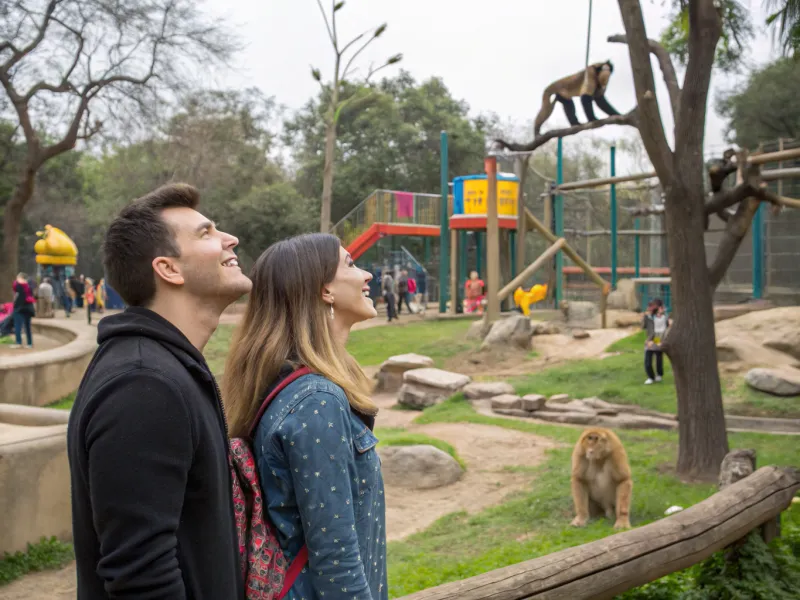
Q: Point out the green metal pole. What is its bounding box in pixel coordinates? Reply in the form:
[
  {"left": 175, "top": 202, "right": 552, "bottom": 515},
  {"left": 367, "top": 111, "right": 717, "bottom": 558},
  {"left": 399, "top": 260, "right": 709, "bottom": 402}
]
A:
[
  {"left": 555, "top": 137, "right": 564, "bottom": 306},
  {"left": 458, "top": 230, "right": 468, "bottom": 294},
  {"left": 439, "top": 131, "right": 449, "bottom": 313},
  {"left": 753, "top": 202, "right": 765, "bottom": 299},
  {"left": 476, "top": 232, "right": 484, "bottom": 277},
  {"left": 610, "top": 145, "right": 618, "bottom": 289},
  {"left": 424, "top": 236, "right": 431, "bottom": 266},
  {"left": 634, "top": 217, "right": 640, "bottom": 278}
]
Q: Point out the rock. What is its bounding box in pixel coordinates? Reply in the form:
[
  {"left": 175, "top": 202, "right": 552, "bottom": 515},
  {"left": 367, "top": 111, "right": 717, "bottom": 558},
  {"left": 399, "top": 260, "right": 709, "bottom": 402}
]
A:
[
  {"left": 397, "top": 383, "right": 445, "bottom": 410},
  {"left": 580, "top": 397, "right": 615, "bottom": 410},
  {"left": 602, "top": 414, "right": 677, "bottom": 431},
  {"left": 521, "top": 394, "right": 547, "bottom": 411},
  {"left": 463, "top": 381, "right": 515, "bottom": 400},
  {"left": 614, "top": 313, "right": 644, "bottom": 328},
  {"left": 466, "top": 320, "right": 490, "bottom": 341},
  {"left": 563, "top": 300, "right": 598, "bottom": 323},
  {"left": 532, "top": 322, "right": 562, "bottom": 336},
  {"left": 572, "top": 329, "right": 590, "bottom": 340},
  {"left": 375, "top": 353, "right": 434, "bottom": 392},
  {"left": 744, "top": 367, "right": 800, "bottom": 396},
  {"left": 764, "top": 331, "right": 800, "bottom": 361},
  {"left": 378, "top": 445, "right": 463, "bottom": 489},
  {"left": 481, "top": 315, "right": 533, "bottom": 350},
  {"left": 403, "top": 368, "right": 471, "bottom": 391},
  {"left": 494, "top": 408, "right": 532, "bottom": 419},
  {"left": 606, "top": 279, "right": 639, "bottom": 311},
  {"left": 716, "top": 340, "right": 742, "bottom": 363},
  {"left": 545, "top": 399, "right": 597, "bottom": 414},
  {"left": 530, "top": 410, "right": 598, "bottom": 425},
  {"left": 491, "top": 394, "right": 522, "bottom": 410},
  {"left": 549, "top": 393, "right": 570, "bottom": 403}
]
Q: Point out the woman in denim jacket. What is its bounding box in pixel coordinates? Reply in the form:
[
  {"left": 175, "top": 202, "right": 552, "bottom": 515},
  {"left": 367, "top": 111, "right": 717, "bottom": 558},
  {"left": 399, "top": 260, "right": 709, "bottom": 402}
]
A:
[{"left": 223, "top": 233, "right": 386, "bottom": 600}]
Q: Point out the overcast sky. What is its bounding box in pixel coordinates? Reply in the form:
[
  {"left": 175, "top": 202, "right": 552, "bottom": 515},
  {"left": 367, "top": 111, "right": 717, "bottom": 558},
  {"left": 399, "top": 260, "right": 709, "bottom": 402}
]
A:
[{"left": 204, "top": 0, "right": 779, "bottom": 174}]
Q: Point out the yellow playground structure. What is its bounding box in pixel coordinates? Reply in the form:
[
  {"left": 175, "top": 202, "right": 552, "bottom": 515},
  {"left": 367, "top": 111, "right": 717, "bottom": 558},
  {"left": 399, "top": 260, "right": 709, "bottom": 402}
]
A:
[{"left": 513, "top": 284, "right": 548, "bottom": 316}]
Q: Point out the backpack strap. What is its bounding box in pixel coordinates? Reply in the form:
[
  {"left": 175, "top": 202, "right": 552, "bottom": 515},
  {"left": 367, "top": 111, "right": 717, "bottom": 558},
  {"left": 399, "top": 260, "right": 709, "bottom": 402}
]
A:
[
  {"left": 277, "top": 545, "right": 309, "bottom": 600},
  {"left": 247, "top": 366, "right": 313, "bottom": 439}
]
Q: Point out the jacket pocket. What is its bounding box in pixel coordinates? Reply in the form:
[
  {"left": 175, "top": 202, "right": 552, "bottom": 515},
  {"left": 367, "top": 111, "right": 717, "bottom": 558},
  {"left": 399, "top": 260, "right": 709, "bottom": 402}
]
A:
[{"left": 353, "top": 427, "right": 381, "bottom": 523}]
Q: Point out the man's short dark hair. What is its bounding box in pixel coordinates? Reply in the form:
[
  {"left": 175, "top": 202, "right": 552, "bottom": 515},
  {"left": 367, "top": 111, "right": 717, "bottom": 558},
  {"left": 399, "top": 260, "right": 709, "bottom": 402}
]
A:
[{"left": 103, "top": 183, "right": 200, "bottom": 307}]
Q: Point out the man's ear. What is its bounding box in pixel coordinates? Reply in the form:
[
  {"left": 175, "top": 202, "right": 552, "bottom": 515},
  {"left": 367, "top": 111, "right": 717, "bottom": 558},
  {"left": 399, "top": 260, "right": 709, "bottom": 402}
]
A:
[{"left": 152, "top": 256, "right": 185, "bottom": 287}]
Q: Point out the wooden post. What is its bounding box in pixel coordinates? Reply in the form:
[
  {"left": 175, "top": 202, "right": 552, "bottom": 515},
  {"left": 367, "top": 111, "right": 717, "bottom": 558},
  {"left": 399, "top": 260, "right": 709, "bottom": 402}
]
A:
[
  {"left": 497, "top": 238, "right": 566, "bottom": 301},
  {"left": 485, "top": 157, "right": 500, "bottom": 322},
  {"left": 514, "top": 156, "right": 529, "bottom": 277},
  {"left": 449, "top": 229, "right": 458, "bottom": 315}
]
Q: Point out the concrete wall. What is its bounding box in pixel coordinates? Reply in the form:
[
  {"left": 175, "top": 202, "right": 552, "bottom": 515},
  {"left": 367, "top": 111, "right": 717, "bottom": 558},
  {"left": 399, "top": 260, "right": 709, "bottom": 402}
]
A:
[
  {"left": 0, "top": 405, "right": 71, "bottom": 555},
  {"left": 0, "top": 319, "right": 96, "bottom": 406}
]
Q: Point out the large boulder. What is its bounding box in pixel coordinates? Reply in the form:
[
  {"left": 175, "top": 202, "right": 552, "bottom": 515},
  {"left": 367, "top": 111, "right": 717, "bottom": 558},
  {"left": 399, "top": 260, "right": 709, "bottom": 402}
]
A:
[
  {"left": 532, "top": 321, "right": 562, "bottom": 336},
  {"left": 764, "top": 331, "right": 800, "bottom": 361},
  {"left": 375, "top": 353, "right": 434, "bottom": 392},
  {"left": 378, "top": 445, "right": 464, "bottom": 489},
  {"left": 521, "top": 394, "right": 547, "bottom": 411},
  {"left": 563, "top": 300, "right": 598, "bottom": 323},
  {"left": 491, "top": 394, "right": 523, "bottom": 410},
  {"left": 481, "top": 314, "right": 533, "bottom": 350},
  {"left": 607, "top": 279, "right": 639, "bottom": 311},
  {"left": 463, "top": 381, "right": 515, "bottom": 400},
  {"left": 398, "top": 368, "right": 472, "bottom": 409},
  {"left": 744, "top": 368, "right": 800, "bottom": 396},
  {"left": 465, "top": 320, "right": 490, "bottom": 341}
]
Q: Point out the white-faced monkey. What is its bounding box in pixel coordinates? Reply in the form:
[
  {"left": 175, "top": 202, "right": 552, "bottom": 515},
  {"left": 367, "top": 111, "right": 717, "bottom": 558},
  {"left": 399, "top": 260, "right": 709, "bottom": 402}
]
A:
[{"left": 534, "top": 61, "right": 620, "bottom": 136}]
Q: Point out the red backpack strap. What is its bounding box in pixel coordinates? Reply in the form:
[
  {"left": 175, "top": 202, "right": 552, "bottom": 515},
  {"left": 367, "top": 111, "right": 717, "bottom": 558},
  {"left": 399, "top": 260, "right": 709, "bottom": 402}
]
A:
[
  {"left": 247, "top": 366, "right": 313, "bottom": 440},
  {"left": 277, "top": 546, "right": 309, "bottom": 599}
]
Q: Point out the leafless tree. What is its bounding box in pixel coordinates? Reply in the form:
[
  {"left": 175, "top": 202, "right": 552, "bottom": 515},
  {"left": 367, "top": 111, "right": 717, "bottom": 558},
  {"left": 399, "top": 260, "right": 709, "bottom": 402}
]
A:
[
  {"left": 494, "top": 0, "right": 799, "bottom": 480},
  {"left": 311, "top": 0, "right": 401, "bottom": 232},
  {"left": 0, "top": 0, "right": 238, "bottom": 297}
]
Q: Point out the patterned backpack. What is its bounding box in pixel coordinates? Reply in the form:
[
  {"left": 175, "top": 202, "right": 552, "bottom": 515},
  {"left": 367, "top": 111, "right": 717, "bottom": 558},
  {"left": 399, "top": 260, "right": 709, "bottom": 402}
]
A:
[{"left": 229, "top": 367, "right": 312, "bottom": 599}]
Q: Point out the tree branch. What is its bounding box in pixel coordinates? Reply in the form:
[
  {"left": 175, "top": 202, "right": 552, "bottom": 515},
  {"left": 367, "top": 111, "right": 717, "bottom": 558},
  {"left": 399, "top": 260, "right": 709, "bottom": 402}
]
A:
[
  {"left": 626, "top": 204, "right": 665, "bottom": 217},
  {"left": 315, "top": 0, "right": 336, "bottom": 49},
  {"left": 341, "top": 32, "right": 381, "bottom": 82},
  {"left": 607, "top": 33, "right": 681, "bottom": 119},
  {"left": 0, "top": 0, "right": 59, "bottom": 72},
  {"left": 491, "top": 110, "right": 638, "bottom": 153},
  {"left": 616, "top": 0, "right": 674, "bottom": 183}
]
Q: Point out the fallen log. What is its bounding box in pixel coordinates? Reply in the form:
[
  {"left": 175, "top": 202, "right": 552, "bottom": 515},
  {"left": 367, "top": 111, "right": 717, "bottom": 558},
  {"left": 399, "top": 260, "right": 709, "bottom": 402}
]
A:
[{"left": 396, "top": 466, "right": 800, "bottom": 600}]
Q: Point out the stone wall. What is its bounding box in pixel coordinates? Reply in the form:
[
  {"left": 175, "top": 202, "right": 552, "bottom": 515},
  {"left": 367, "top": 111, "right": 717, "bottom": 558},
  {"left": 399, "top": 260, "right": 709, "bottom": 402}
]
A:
[
  {"left": 0, "top": 405, "right": 71, "bottom": 554},
  {"left": 0, "top": 319, "right": 96, "bottom": 406}
]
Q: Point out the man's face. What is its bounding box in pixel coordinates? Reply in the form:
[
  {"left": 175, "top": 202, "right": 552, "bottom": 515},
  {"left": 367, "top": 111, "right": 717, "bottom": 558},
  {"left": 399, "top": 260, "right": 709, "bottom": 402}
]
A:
[{"left": 160, "top": 207, "right": 252, "bottom": 304}]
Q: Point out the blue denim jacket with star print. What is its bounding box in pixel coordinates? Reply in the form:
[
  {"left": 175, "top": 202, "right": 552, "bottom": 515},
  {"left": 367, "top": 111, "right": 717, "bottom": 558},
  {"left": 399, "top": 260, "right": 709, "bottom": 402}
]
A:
[{"left": 254, "top": 373, "right": 388, "bottom": 600}]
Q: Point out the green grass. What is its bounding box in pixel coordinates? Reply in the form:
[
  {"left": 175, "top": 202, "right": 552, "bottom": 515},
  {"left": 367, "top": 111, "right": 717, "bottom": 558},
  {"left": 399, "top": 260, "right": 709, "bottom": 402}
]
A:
[
  {"left": 376, "top": 428, "right": 466, "bottom": 469},
  {"left": 0, "top": 537, "right": 74, "bottom": 587},
  {"left": 0, "top": 336, "right": 13, "bottom": 345},
  {"left": 346, "top": 319, "right": 478, "bottom": 367},
  {"left": 205, "top": 324, "right": 236, "bottom": 377},
  {"left": 385, "top": 395, "right": 800, "bottom": 598},
  {"left": 47, "top": 392, "right": 75, "bottom": 411},
  {"left": 511, "top": 330, "right": 800, "bottom": 419}
]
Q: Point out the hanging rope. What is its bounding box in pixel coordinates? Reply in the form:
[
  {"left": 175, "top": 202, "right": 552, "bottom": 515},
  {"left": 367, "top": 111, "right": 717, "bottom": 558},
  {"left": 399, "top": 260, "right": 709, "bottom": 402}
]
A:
[{"left": 585, "top": 0, "right": 593, "bottom": 67}]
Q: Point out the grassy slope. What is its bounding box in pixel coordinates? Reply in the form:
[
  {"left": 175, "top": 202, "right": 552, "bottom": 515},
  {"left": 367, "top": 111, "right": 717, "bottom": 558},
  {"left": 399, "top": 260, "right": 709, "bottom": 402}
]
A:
[
  {"left": 513, "top": 330, "right": 800, "bottom": 419},
  {"left": 386, "top": 396, "right": 800, "bottom": 598}
]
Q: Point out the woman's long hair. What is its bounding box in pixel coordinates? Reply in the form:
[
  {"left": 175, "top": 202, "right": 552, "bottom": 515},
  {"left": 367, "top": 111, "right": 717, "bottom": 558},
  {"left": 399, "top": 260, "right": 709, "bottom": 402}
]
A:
[{"left": 223, "top": 233, "right": 377, "bottom": 438}]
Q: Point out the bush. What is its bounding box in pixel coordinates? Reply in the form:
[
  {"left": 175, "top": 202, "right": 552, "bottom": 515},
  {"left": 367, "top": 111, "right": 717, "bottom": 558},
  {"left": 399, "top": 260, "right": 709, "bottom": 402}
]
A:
[{"left": 0, "top": 537, "right": 74, "bottom": 586}]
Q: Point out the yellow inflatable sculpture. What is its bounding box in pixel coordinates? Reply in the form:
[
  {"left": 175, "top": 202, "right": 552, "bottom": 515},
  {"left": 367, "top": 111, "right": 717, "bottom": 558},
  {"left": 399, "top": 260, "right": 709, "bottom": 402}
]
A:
[
  {"left": 34, "top": 224, "right": 78, "bottom": 265},
  {"left": 513, "top": 284, "right": 548, "bottom": 316}
]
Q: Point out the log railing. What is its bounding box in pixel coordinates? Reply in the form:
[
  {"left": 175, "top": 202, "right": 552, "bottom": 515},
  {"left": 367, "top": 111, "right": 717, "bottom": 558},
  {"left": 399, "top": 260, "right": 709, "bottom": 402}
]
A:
[{"left": 396, "top": 466, "right": 799, "bottom": 600}]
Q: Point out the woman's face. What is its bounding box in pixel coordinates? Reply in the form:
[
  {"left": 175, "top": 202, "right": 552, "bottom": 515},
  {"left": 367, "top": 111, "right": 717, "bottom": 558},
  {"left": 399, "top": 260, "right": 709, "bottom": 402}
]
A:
[{"left": 325, "top": 246, "right": 377, "bottom": 324}]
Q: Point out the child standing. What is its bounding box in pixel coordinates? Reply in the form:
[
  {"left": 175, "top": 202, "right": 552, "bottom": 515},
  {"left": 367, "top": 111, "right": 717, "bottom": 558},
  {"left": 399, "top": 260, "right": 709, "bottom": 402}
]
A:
[{"left": 643, "top": 298, "right": 670, "bottom": 384}]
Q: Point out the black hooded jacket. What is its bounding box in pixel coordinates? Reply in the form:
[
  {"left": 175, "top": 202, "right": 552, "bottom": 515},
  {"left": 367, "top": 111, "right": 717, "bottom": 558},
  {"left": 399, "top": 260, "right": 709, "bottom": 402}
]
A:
[{"left": 67, "top": 308, "right": 242, "bottom": 599}]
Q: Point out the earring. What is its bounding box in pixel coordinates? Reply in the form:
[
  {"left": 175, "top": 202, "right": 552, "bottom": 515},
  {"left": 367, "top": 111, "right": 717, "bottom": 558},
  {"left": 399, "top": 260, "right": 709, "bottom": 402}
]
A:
[{"left": 329, "top": 299, "right": 334, "bottom": 320}]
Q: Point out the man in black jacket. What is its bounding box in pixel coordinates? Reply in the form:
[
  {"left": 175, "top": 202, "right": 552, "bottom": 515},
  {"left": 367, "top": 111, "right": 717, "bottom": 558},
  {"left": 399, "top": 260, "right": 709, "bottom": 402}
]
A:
[{"left": 67, "top": 183, "right": 252, "bottom": 599}]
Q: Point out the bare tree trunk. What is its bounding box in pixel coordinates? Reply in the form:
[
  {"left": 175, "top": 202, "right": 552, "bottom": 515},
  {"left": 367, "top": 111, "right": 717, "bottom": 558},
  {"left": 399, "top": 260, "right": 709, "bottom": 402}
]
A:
[
  {"left": 0, "top": 165, "right": 36, "bottom": 301},
  {"left": 320, "top": 120, "right": 337, "bottom": 233},
  {"left": 663, "top": 183, "right": 729, "bottom": 480}
]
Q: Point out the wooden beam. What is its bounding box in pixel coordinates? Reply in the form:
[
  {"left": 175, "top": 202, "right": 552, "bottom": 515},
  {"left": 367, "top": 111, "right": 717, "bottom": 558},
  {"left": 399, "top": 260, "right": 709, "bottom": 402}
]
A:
[
  {"left": 750, "top": 147, "right": 800, "bottom": 166},
  {"left": 524, "top": 208, "right": 609, "bottom": 291},
  {"left": 485, "top": 157, "right": 500, "bottom": 322},
  {"left": 762, "top": 167, "right": 800, "bottom": 181},
  {"left": 556, "top": 171, "right": 657, "bottom": 192},
  {"left": 498, "top": 238, "right": 566, "bottom": 301},
  {"left": 396, "top": 466, "right": 800, "bottom": 600}
]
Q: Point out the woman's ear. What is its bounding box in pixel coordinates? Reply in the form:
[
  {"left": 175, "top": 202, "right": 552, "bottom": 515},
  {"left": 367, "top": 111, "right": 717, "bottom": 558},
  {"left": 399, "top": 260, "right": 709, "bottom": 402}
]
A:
[{"left": 321, "top": 286, "right": 334, "bottom": 305}]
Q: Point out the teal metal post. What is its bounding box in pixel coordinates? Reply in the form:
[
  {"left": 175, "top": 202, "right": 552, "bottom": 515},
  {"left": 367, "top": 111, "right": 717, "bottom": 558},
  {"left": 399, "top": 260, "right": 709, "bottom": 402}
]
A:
[
  {"left": 458, "top": 230, "right": 468, "bottom": 293},
  {"left": 634, "top": 217, "right": 640, "bottom": 278},
  {"left": 476, "top": 232, "right": 484, "bottom": 277},
  {"left": 752, "top": 202, "right": 765, "bottom": 299},
  {"left": 610, "top": 145, "right": 618, "bottom": 289},
  {"left": 424, "top": 237, "right": 431, "bottom": 266},
  {"left": 555, "top": 138, "right": 564, "bottom": 306},
  {"left": 509, "top": 231, "right": 517, "bottom": 279},
  {"left": 438, "top": 131, "right": 449, "bottom": 313}
]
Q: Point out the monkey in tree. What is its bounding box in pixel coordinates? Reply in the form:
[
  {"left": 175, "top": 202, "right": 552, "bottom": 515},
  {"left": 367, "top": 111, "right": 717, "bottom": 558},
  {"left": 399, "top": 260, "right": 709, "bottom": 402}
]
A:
[
  {"left": 571, "top": 427, "right": 633, "bottom": 530},
  {"left": 534, "top": 61, "right": 620, "bottom": 136}
]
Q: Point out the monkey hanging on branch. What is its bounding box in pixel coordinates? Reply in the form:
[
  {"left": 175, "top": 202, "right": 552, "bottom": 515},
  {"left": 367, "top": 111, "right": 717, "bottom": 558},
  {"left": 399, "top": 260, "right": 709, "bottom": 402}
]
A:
[{"left": 534, "top": 61, "right": 620, "bottom": 136}]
